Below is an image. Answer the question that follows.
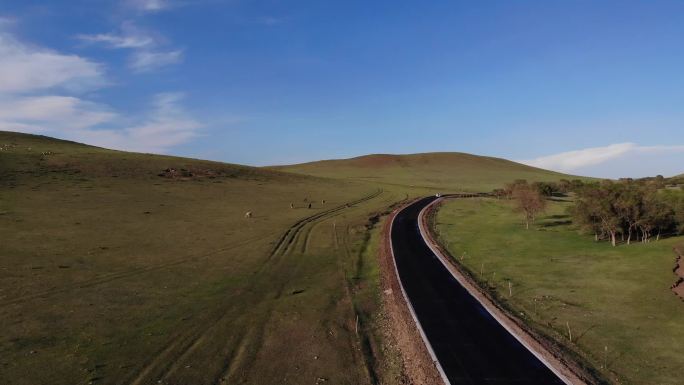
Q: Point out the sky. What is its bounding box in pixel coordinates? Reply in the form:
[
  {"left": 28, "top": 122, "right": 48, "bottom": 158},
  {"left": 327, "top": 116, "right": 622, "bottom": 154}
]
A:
[{"left": 1, "top": 0, "right": 683, "bottom": 178}]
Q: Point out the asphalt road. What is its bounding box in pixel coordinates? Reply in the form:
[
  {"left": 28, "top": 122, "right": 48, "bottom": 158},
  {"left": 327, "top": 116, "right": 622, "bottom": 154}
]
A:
[{"left": 391, "top": 196, "right": 566, "bottom": 385}]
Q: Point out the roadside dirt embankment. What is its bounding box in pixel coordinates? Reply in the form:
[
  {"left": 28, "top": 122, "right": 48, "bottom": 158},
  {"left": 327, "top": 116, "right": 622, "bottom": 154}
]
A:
[
  {"left": 671, "top": 247, "right": 684, "bottom": 300},
  {"left": 377, "top": 200, "right": 445, "bottom": 385}
]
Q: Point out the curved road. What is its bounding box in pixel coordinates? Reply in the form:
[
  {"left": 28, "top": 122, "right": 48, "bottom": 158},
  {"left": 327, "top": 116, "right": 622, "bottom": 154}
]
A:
[{"left": 391, "top": 196, "right": 566, "bottom": 385}]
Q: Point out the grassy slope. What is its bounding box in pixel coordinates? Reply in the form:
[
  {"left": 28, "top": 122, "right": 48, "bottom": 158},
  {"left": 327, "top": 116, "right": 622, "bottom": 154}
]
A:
[
  {"left": 271, "top": 152, "right": 578, "bottom": 191},
  {"left": 434, "top": 198, "right": 684, "bottom": 385},
  {"left": 0, "top": 131, "right": 408, "bottom": 385},
  {"left": 0, "top": 131, "right": 591, "bottom": 385}
]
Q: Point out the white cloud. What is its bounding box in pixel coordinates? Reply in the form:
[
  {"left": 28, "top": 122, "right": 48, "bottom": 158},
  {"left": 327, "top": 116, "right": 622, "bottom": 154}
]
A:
[
  {"left": 0, "top": 32, "right": 104, "bottom": 93},
  {"left": 117, "top": 92, "right": 202, "bottom": 153},
  {"left": 127, "top": 0, "right": 172, "bottom": 12},
  {"left": 77, "top": 23, "right": 155, "bottom": 49},
  {"left": 1, "top": 93, "right": 201, "bottom": 154},
  {"left": 0, "top": 95, "right": 116, "bottom": 131},
  {"left": 0, "top": 28, "right": 199, "bottom": 154},
  {"left": 520, "top": 143, "right": 684, "bottom": 178},
  {"left": 129, "top": 49, "right": 183, "bottom": 72},
  {"left": 78, "top": 22, "right": 182, "bottom": 72},
  {"left": 0, "top": 16, "right": 16, "bottom": 27},
  {"left": 522, "top": 143, "right": 636, "bottom": 171},
  {"left": 79, "top": 32, "right": 151, "bottom": 48}
]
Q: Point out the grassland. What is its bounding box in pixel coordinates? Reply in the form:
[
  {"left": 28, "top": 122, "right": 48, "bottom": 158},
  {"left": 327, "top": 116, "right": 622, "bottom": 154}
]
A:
[
  {"left": 1, "top": 131, "right": 583, "bottom": 385},
  {"left": 0, "top": 132, "right": 413, "bottom": 385},
  {"left": 433, "top": 197, "right": 684, "bottom": 385},
  {"left": 272, "top": 152, "right": 575, "bottom": 191}
]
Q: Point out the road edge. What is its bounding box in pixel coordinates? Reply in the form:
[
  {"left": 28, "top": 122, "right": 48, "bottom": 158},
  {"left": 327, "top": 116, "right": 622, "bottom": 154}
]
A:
[
  {"left": 389, "top": 199, "right": 451, "bottom": 385},
  {"left": 418, "top": 197, "right": 591, "bottom": 385},
  {"left": 377, "top": 198, "right": 446, "bottom": 385}
]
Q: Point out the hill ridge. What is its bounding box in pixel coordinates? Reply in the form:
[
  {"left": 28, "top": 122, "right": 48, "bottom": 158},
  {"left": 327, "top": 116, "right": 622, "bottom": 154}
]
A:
[{"left": 270, "top": 151, "right": 582, "bottom": 191}]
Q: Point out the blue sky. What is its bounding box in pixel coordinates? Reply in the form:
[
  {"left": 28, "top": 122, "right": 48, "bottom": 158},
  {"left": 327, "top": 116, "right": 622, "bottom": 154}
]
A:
[{"left": 1, "top": 0, "right": 683, "bottom": 177}]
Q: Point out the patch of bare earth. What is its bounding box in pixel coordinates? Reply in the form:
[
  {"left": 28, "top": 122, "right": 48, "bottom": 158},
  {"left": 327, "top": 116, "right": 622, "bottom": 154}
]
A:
[
  {"left": 671, "top": 247, "right": 684, "bottom": 300},
  {"left": 376, "top": 201, "right": 444, "bottom": 385}
]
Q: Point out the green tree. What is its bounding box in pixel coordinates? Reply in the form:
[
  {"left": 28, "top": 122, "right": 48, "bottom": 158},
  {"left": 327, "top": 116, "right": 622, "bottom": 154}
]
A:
[
  {"left": 511, "top": 182, "right": 547, "bottom": 230},
  {"left": 572, "top": 182, "right": 621, "bottom": 246},
  {"left": 638, "top": 189, "right": 674, "bottom": 242},
  {"left": 614, "top": 182, "right": 642, "bottom": 245}
]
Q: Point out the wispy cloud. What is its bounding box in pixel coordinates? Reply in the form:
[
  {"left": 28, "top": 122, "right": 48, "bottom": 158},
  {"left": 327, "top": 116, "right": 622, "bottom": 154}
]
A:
[
  {"left": 0, "top": 95, "right": 116, "bottom": 132},
  {"left": 1, "top": 27, "right": 200, "bottom": 154},
  {"left": 63, "top": 93, "right": 202, "bottom": 154},
  {"left": 0, "top": 16, "right": 16, "bottom": 27},
  {"left": 130, "top": 49, "right": 183, "bottom": 72},
  {"left": 520, "top": 143, "right": 684, "bottom": 177},
  {"left": 521, "top": 143, "right": 636, "bottom": 171},
  {"left": 0, "top": 32, "right": 104, "bottom": 93},
  {"left": 77, "top": 21, "right": 182, "bottom": 72},
  {"left": 0, "top": 92, "right": 201, "bottom": 154},
  {"left": 77, "top": 22, "right": 155, "bottom": 49},
  {"left": 116, "top": 93, "right": 202, "bottom": 152},
  {"left": 127, "top": 0, "right": 172, "bottom": 12},
  {"left": 257, "top": 16, "right": 285, "bottom": 26}
]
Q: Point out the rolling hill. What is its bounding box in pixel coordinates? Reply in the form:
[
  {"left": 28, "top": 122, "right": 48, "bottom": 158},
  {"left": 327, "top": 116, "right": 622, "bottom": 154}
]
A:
[
  {"left": 0, "top": 131, "right": 589, "bottom": 385},
  {"left": 0, "top": 131, "right": 402, "bottom": 385},
  {"left": 271, "top": 152, "right": 581, "bottom": 191}
]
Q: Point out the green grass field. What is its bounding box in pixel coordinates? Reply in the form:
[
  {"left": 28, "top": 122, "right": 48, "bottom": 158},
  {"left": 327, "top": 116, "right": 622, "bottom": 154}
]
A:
[
  {"left": 272, "top": 152, "right": 577, "bottom": 192},
  {"left": 1, "top": 131, "right": 584, "bottom": 384},
  {"left": 0, "top": 132, "right": 414, "bottom": 384},
  {"left": 434, "top": 197, "right": 684, "bottom": 385}
]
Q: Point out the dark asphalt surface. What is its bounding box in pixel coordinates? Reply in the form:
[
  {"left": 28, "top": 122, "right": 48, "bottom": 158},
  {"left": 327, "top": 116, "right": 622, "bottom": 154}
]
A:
[{"left": 391, "top": 196, "right": 566, "bottom": 385}]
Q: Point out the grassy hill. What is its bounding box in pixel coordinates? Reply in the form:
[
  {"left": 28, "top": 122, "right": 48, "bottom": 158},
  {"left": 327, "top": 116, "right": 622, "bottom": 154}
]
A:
[
  {"left": 271, "top": 152, "right": 579, "bottom": 191},
  {"left": 0, "top": 131, "right": 406, "bottom": 385},
  {"left": 0, "top": 131, "right": 593, "bottom": 385}
]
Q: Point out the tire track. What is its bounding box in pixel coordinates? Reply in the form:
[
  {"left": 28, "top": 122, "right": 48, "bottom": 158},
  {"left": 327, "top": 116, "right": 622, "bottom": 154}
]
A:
[
  {"left": 268, "top": 189, "right": 383, "bottom": 259},
  {"left": 300, "top": 211, "right": 345, "bottom": 254},
  {"left": 128, "top": 299, "right": 246, "bottom": 385},
  {"left": 209, "top": 189, "right": 386, "bottom": 384},
  {"left": 128, "top": 189, "right": 384, "bottom": 385},
  {"left": 212, "top": 331, "right": 251, "bottom": 385}
]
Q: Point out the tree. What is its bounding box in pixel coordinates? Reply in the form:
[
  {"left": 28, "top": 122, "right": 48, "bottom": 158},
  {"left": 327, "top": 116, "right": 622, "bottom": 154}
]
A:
[
  {"left": 653, "top": 175, "right": 666, "bottom": 189},
  {"left": 511, "top": 183, "right": 547, "bottom": 229},
  {"left": 614, "top": 182, "right": 642, "bottom": 245},
  {"left": 491, "top": 188, "right": 507, "bottom": 199},
  {"left": 661, "top": 189, "right": 684, "bottom": 234},
  {"left": 532, "top": 181, "right": 557, "bottom": 197},
  {"left": 569, "top": 193, "right": 603, "bottom": 241},
  {"left": 638, "top": 189, "right": 674, "bottom": 242},
  {"left": 571, "top": 179, "right": 585, "bottom": 190},
  {"left": 570, "top": 180, "right": 682, "bottom": 246},
  {"left": 558, "top": 179, "right": 572, "bottom": 194},
  {"left": 572, "top": 182, "right": 622, "bottom": 246},
  {"left": 504, "top": 179, "right": 529, "bottom": 197}
]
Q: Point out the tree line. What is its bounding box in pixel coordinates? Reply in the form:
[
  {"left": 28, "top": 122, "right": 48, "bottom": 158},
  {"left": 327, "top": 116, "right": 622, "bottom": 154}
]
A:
[
  {"left": 571, "top": 180, "right": 684, "bottom": 246},
  {"left": 492, "top": 178, "right": 586, "bottom": 199},
  {"left": 496, "top": 177, "right": 684, "bottom": 246}
]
